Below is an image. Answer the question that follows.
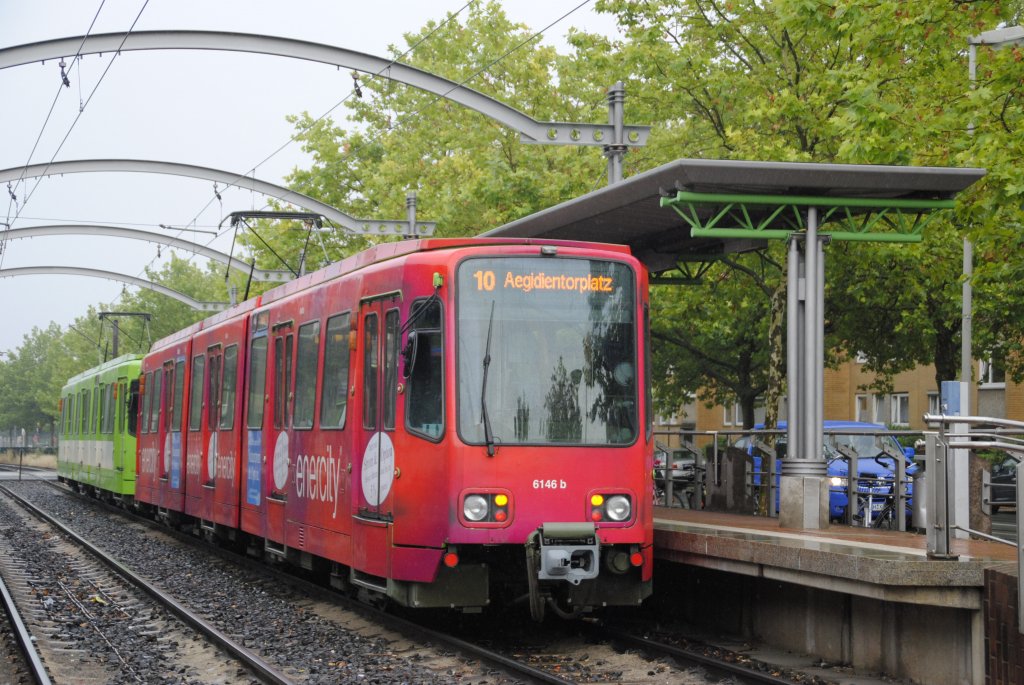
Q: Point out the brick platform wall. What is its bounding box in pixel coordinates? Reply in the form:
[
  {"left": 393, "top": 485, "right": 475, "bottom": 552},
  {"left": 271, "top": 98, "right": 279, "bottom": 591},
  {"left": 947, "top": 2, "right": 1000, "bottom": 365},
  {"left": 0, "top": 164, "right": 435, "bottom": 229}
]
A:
[{"left": 986, "top": 563, "right": 1024, "bottom": 684}]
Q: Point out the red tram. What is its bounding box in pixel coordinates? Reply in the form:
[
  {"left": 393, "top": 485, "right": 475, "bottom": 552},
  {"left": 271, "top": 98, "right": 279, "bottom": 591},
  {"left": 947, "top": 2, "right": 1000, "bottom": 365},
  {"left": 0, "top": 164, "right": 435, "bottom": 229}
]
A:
[{"left": 135, "top": 237, "right": 653, "bottom": 618}]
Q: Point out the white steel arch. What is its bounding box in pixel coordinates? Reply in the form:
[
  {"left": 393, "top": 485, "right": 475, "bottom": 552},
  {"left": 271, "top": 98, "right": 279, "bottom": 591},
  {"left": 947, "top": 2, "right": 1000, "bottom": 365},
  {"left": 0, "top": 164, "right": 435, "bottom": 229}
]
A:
[
  {"left": 0, "top": 30, "right": 648, "bottom": 149},
  {"left": 0, "top": 159, "right": 433, "bottom": 236},
  {"left": 0, "top": 224, "right": 292, "bottom": 282},
  {"left": 0, "top": 266, "right": 229, "bottom": 311}
]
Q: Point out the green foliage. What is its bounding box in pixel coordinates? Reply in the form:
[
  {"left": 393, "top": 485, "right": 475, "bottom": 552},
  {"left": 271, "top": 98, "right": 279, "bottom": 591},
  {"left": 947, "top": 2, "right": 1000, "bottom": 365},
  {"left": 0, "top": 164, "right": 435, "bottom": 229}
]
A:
[
  {"left": 591, "top": 0, "right": 1024, "bottom": 418},
  {"left": 0, "top": 323, "right": 73, "bottom": 430},
  {"left": 0, "top": 253, "right": 228, "bottom": 432},
  {"left": 12, "top": 0, "right": 1024, "bottom": 434},
  {"left": 249, "top": 1, "right": 620, "bottom": 267}
]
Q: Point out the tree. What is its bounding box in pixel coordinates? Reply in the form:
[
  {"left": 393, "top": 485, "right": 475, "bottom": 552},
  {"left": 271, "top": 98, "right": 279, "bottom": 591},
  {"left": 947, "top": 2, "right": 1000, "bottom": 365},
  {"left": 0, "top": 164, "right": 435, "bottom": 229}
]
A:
[
  {"left": 650, "top": 251, "right": 779, "bottom": 425},
  {"left": 588, "top": 0, "right": 1023, "bottom": 424},
  {"left": 0, "top": 323, "right": 73, "bottom": 435},
  {"left": 241, "top": 1, "right": 626, "bottom": 270}
]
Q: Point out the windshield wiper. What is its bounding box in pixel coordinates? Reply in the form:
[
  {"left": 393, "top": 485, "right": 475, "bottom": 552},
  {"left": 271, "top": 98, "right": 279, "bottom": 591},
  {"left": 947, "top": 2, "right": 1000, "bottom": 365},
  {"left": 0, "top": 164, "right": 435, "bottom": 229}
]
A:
[{"left": 481, "top": 301, "right": 496, "bottom": 456}]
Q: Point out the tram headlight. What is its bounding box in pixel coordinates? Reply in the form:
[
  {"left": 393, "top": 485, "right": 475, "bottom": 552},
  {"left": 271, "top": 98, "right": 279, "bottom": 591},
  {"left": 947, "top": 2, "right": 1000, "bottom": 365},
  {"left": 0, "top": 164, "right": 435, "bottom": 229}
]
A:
[
  {"left": 830, "top": 476, "right": 847, "bottom": 488},
  {"left": 605, "top": 495, "right": 631, "bottom": 522},
  {"left": 463, "top": 495, "right": 489, "bottom": 522}
]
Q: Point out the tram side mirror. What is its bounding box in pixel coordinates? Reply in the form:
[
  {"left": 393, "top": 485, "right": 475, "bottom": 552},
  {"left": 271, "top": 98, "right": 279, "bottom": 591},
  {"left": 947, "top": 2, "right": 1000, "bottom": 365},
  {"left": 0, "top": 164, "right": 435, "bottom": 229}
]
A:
[{"left": 402, "top": 331, "right": 419, "bottom": 379}]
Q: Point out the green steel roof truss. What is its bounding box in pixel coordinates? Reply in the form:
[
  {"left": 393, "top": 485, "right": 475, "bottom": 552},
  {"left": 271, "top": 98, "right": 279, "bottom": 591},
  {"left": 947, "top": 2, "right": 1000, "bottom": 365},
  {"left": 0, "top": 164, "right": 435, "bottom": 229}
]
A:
[{"left": 660, "top": 190, "right": 958, "bottom": 243}]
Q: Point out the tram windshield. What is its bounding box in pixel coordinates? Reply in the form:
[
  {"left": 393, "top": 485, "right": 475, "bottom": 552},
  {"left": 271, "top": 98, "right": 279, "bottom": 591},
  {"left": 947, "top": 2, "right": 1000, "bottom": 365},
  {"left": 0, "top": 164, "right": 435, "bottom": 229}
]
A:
[{"left": 457, "top": 256, "right": 637, "bottom": 447}]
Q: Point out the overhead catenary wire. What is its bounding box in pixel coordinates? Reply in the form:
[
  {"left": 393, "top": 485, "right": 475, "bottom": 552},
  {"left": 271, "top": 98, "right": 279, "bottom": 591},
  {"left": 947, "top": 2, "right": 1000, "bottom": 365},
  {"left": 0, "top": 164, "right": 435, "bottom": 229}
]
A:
[
  {"left": 3, "top": 0, "right": 107, "bottom": 227},
  {"left": 1, "top": 0, "right": 108, "bottom": 266},
  {"left": 176, "top": 0, "right": 479, "bottom": 237},
  {"left": 283, "top": 0, "right": 596, "bottom": 206},
  {"left": 7, "top": 0, "right": 152, "bottom": 232},
  {"left": 25, "top": 2, "right": 592, "bottom": 323},
  {"left": 114, "top": 0, "right": 482, "bottom": 309},
  {"left": 180, "top": 0, "right": 595, "bottom": 263}
]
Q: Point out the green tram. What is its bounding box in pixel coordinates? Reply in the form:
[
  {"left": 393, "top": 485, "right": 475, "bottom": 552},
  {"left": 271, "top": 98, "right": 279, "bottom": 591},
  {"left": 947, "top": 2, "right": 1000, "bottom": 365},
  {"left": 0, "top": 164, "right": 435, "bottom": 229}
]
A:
[{"left": 58, "top": 354, "right": 142, "bottom": 497}]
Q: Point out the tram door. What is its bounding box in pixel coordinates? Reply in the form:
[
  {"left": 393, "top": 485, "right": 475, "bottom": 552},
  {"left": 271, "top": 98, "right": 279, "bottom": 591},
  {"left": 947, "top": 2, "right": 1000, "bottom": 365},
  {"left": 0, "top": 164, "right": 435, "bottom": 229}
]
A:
[
  {"left": 265, "top": 324, "right": 294, "bottom": 546},
  {"left": 114, "top": 377, "right": 130, "bottom": 486},
  {"left": 352, "top": 296, "right": 400, "bottom": 577}
]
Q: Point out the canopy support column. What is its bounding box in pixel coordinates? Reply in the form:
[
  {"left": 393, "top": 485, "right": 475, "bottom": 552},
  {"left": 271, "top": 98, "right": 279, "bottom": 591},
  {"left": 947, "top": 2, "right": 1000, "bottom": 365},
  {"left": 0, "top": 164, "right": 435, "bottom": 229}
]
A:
[{"left": 780, "top": 208, "right": 829, "bottom": 529}]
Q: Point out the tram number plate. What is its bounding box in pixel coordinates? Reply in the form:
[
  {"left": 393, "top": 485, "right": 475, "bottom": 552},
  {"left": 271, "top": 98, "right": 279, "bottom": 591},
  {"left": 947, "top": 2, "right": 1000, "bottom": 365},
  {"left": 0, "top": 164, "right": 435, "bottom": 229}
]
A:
[{"left": 871, "top": 501, "right": 886, "bottom": 511}]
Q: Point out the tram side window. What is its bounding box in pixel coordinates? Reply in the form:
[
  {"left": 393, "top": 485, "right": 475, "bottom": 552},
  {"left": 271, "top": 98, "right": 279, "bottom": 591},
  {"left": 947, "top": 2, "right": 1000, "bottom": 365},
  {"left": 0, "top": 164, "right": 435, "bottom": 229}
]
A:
[
  {"left": 64, "top": 395, "right": 72, "bottom": 437},
  {"left": 101, "top": 383, "right": 114, "bottom": 434},
  {"left": 141, "top": 372, "right": 152, "bottom": 434},
  {"left": 383, "top": 310, "right": 399, "bottom": 431},
  {"left": 220, "top": 345, "right": 238, "bottom": 430},
  {"left": 273, "top": 335, "right": 294, "bottom": 429},
  {"left": 189, "top": 356, "right": 205, "bottom": 432},
  {"left": 117, "top": 382, "right": 125, "bottom": 435},
  {"left": 149, "top": 371, "right": 162, "bottom": 434},
  {"left": 405, "top": 299, "right": 443, "bottom": 439},
  {"left": 294, "top": 322, "right": 320, "bottom": 429},
  {"left": 207, "top": 351, "right": 222, "bottom": 431},
  {"left": 127, "top": 380, "right": 139, "bottom": 437},
  {"left": 363, "top": 313, "right": 379, "bottom": 430},
  {"left": 319, "top": 313, "right": 350, "bottom": 430},
  {"left": 81, "top": 389, "right": 91, "bottom": 435},
  {"left": 172, "top": 360, "right": 185, "bottom": 432},
  {"left": 93, "top": 386, "right": 101, "bottom": 434},
  {"left": 247, "top": 337, "right": 268, "bottom": 429},
  {"left": 163, "top": 366, "right": 174, "bottom": 432}
]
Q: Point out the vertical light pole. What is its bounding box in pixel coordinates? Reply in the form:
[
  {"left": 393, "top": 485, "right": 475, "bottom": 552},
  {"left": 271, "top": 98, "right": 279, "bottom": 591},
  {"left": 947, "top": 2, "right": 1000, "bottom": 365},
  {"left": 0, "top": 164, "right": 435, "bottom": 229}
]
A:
[{"left": 964, "top": 26, "right": 1024, "bottom": 387}]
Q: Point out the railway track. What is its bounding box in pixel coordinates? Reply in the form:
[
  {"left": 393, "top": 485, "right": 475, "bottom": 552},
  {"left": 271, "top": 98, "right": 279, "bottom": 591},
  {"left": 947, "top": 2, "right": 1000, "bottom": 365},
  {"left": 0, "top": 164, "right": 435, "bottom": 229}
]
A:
[
  {"left": 0, "top": 565, "right": 50, "bottom": 684},
  {"left": 6, "top": 480, "right": 835, "bottom": 684},
  {"left": 0, "top": 482, "right": 288, "bottom": 684}
]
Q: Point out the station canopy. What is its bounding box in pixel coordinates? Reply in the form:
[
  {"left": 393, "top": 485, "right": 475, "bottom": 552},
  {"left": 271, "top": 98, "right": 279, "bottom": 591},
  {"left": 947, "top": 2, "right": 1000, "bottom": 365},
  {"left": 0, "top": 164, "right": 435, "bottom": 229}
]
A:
[{"left": 483, "top": 158, "right": 985, "bottom": 274}]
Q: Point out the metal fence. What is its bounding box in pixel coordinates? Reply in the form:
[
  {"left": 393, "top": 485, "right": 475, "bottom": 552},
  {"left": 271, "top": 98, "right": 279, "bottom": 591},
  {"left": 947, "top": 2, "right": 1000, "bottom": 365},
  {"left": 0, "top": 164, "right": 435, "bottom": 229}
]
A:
[
  {"left": 653, "top": 427, "right": 924, "bottom": 532},
  {"left": 922, "top": 414, "right": 1024, "bottom": 633},
  {"left": 0, "top": 428, "right": 57, "bottom": 451}
]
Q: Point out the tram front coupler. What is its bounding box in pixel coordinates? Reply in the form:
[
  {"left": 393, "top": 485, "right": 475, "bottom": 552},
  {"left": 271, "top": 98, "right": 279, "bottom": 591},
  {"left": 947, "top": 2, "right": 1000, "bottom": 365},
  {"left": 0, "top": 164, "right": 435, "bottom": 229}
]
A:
[{"left": 529, "top": 522, "right": 600, "bottom": 585}]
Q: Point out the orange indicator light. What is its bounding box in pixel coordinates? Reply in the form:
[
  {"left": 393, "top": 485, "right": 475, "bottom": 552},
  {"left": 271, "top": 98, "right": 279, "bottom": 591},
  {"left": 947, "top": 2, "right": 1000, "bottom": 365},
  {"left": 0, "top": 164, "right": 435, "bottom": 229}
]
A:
[
  {"left": 443, "top": 552, "right": 459, "bottom": 568},
  {"left": 590, "top": 494, "right": 604, "bottom": 506},
  {"left": 495, "top": 494, "right": 508, "bottom": 507},
  {"left": 591, "top": 509, "right": 603, "bottom": 522},
  {"left": 494, "top": 510, "right": 507, "bottom": 522},
  {"left": 630, "top": 552, "right": 644, "bottom": 567}
]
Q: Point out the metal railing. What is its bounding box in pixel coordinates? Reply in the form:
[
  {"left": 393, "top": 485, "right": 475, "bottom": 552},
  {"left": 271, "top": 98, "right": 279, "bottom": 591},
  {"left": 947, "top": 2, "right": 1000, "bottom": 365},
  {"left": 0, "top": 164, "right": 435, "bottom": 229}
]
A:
[
  {"left": 922, "top": 414, "right": 1024, "bottom": 633},
  {"left": 654, "top": 428, "right": 921, "bottom": 531}
]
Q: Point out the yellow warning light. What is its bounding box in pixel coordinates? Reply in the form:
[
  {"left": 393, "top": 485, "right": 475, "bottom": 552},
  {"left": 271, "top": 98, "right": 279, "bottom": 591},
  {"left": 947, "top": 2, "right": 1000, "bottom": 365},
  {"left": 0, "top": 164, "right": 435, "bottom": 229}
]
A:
[
  {"left": 494, "top": 494, "right": 508, "bottom": 507},
  {"left": 590, "top": 494, "right": 605, "bottom": 507}
]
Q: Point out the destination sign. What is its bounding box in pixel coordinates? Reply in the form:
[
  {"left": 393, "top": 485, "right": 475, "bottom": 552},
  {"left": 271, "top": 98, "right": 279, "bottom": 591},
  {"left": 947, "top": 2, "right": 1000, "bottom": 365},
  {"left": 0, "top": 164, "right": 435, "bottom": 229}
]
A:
[{"left": 472, "top": 269, "right": 614, "bottom": 294}]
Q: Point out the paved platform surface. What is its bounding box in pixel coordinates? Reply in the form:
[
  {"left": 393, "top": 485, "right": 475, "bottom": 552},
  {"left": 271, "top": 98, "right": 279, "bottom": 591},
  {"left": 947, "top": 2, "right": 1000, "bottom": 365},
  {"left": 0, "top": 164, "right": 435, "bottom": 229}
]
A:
[
  {"left": 654, "top": 506, "right": 1016, "bottom": 605},
  {"left": 656, "top": 506, "right": 1017, "bottom": 561}
]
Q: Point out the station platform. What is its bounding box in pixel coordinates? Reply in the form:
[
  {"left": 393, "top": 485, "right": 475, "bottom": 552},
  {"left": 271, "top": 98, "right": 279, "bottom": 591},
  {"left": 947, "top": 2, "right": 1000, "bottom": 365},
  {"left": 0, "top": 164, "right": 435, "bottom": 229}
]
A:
[{"left": 652, "top": 507, "right": 1019, "bottom": 684}]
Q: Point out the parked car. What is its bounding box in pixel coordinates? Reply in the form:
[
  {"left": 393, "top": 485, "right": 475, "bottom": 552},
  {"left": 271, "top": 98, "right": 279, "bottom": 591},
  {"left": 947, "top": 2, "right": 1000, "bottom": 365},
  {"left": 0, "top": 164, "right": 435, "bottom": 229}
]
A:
[
  {"left": 734, "top": 421, "right": 916, "bottom": 526},
  {"left": 654, "top": 442, "right": 699, "bottom": 508},
  {"left": 990, "top": 456, "right": 1018, "bottom": 513}
]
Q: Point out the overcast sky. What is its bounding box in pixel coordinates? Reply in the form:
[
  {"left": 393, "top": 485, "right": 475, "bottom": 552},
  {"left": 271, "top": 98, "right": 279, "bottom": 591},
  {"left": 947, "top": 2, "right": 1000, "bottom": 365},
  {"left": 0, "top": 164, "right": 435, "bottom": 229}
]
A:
[{"left": 0, "top": 0, "right": 620, "bottom": 355}]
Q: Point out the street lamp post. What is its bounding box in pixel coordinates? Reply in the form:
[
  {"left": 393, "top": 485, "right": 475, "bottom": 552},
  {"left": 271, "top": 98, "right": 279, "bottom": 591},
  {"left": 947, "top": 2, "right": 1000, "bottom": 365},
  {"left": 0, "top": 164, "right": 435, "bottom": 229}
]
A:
[{"left": 963, "top": 26, "right": 1024, "bottom": 387}]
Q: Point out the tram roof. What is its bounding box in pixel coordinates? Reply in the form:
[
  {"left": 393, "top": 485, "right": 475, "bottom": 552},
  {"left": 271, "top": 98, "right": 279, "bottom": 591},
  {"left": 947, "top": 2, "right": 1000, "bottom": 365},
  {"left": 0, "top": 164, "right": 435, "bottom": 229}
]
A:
[{"left": 483, "top": 158, "right": 985, "bottom": 273}]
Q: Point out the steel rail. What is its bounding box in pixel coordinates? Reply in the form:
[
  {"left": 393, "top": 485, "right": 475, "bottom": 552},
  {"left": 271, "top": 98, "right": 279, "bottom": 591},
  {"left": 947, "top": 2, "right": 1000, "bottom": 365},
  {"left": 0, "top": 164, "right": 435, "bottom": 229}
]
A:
[
  {"left": 46, "top": 480, "right": 573, "bottom": 685},
  {"left": 0, "top": 484, "right": 295, "bottom": 685},
  {"left": 597, "top": 626, "right": 807, "bottom": 685},
  {"left": 0, "top": 570, "right": 53, "bottom": 685}
]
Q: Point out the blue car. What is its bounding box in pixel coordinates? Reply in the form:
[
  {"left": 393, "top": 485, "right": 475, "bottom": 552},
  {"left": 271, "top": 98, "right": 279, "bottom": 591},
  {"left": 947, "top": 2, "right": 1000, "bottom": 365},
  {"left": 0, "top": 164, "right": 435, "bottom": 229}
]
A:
[{"left": 734, "top": 421, "right": 916, "bottom": 526}]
